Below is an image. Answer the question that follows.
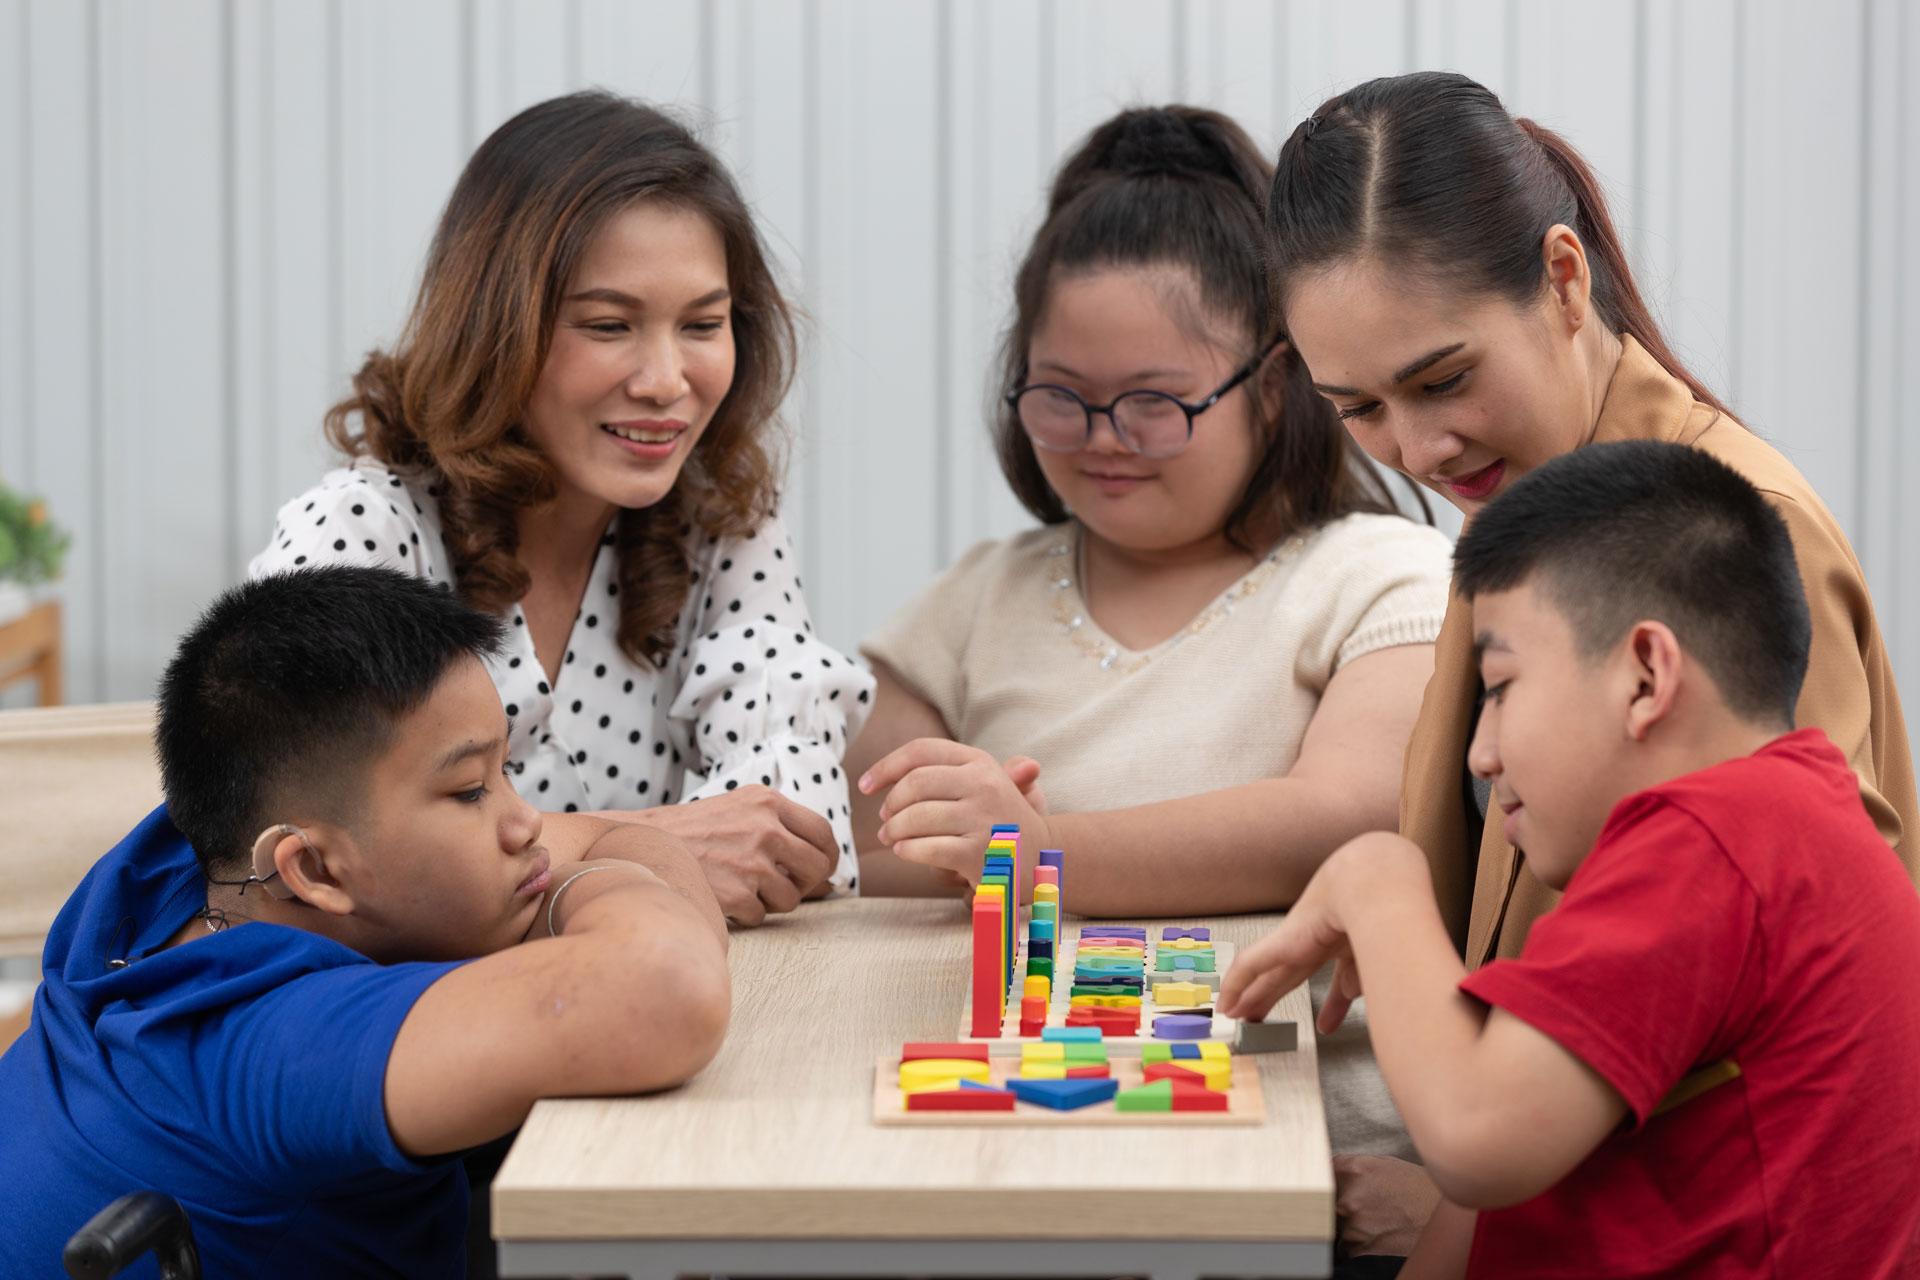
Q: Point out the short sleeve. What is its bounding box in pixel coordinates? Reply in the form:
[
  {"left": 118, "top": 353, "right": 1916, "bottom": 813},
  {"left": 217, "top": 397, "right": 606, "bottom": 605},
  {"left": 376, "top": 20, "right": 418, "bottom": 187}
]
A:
[
  {"left": 669, "top": 514, "right": 875, "bottom": 890},
  {"left": 858, "top": 537, "right": 1002, "bottom": 733},
  {"left": 1288, "top": 514, "right": 1452, "bottom": 694},
  {"left": 249, "top": 465, "right": 438, "bottom": 583},
  {"left": 208, "top": 957, "right": 464, "bottom": 1186},
  {"left": 1459, "top": 795, "right": 1760, "bottom": 1126}
]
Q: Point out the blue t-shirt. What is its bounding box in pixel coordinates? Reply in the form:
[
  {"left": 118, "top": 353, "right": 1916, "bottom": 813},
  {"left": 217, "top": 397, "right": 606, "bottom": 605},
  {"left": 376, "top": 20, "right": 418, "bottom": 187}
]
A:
[{"left": 0, "top": 806, "right": 469, "bottom": 1278}]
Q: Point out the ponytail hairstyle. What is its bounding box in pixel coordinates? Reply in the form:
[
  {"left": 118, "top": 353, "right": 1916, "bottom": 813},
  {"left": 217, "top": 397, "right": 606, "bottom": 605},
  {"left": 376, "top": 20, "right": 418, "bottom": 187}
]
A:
[
  {"left": 325, "top": 91, "right": 796, "bottom": 668},
  {"left": 995, "top": 105, "right": 1401, "bottom": 550},
  {"left": 1268, "top": 71, "right": 1728, "bottom": 416}
]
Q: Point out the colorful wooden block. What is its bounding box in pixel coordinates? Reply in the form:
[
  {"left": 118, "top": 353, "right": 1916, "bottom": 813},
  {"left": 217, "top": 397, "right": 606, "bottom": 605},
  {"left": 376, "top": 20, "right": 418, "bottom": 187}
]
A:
[
  {"left": 1023, "top": 974, "right": 1050, "bottom": 1000},
  {"left": 1152, "top": 1014, "right": 1212, "bottom": 1040},
  {"left": 902, "top": 1042, "right": 990, "bottom": 1063},
  {"left": 1161, "top": 927, "right": 1211, "bottom": 941},
  {"left": 1144, "top": 1060, "right": 1231, "bottom": 1091},
  {"left": 907, "top": 1085, "right": 1015, "bottom": 1112},
  {"left": 1042, "top": 1026, "right": 1101, "bottom": 1043},
  {"left": 1019, "top": 1061, "right": 1112, "bottom": 1080},
  {"left": 970, "top": 895, "right": 1004, "bottom": 1038},
  {"left": 1158, "top": 937, "right": 1215, "bottom": 952},
  {"left": 1169, "top": 1080, "right": 1231, "bottom": 1112},
  {"left": 1022, "top": 1042, "right": 1065, "bottom": 1061},
  {"left": 1151, "top": 981, "right": 1212, "bottom": 1007},
  {"left": 1115, "top": 1079, "right": 1174, "bottom": 1112},
  {"left": 900, "top": 1058, "right": 992, "bottom": 1092},
  {"left": 1007, "top": 1076, "right": 1118, "bottom": 1111},
  {"left": 1061, "top": 1043, "right": 1107, "bottom": 1063}
]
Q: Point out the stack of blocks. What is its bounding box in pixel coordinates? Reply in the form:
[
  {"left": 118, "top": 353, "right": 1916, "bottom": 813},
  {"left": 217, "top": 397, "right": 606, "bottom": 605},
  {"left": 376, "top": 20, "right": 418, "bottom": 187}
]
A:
[
  {"left": 969, "top": 826, "right": 1021, "bottom": 1038},
  {"left": 1023, "top": 848, "right": 1064, "bottom": 1034}
]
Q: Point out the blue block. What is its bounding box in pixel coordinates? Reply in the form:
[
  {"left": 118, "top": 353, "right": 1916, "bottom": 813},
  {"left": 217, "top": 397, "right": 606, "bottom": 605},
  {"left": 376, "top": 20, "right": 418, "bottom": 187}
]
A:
[
  {"left": 990, "top": 824, "right": 1020, "bottom": 836},
  {"left": 1008, "top": 1076, "right": 1119, "bottom": 1111},
  {"left": 1028, "top": 941, "right": 1054, "bottom": 960},
  {"left": 1170, "top": 1043, "right": 1202, "bottom": 1060},
  {"left": 1042, "top": 1026, "right": 1102, "bottom": 1043},
  {"left": 1029, "top": 919, "right": 1055, "bottom": 940}
]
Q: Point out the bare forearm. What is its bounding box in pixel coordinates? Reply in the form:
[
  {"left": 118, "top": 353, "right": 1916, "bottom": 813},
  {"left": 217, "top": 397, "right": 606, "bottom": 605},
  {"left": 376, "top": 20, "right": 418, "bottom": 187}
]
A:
[
  {"left": 579, "top": 823, "right": 728, "bottom": 943},
  {"left": 1046, "top": 776, "right": 1388, "bottom": 916}
]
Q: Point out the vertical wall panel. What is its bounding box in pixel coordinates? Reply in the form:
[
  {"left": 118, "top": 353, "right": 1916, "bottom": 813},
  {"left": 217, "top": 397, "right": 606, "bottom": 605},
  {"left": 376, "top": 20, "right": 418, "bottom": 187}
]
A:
[
  {"left": 336, "top": 1, "right": 466, "bottom": 392},
  {"left": 1734, "top": 1, "right": 1865, "bottom": 530},
  {"left": 1858, "top": 0, "right": 1900, "bottom": 626},
  {"left": 807, "top": 0, "right": 941, "bottom": 650},
  {"left": 577, "top": 0, "right": 705, "bottom": 106},
  {"left": 1050, "top": 0, "right": 1179, "bottom": 154},
  {"left": 710, "top": 0, "right": 814, "bottom": 595},
  {"left": 0, "top": 0, "right": 28, "bottom": 486},
  {"left": 95, "top": 0, "right": 230, "bottom": 700},
  {"left": 1890, "top": 0, "right": 1918, "bottom": 705},
  {"left": 22, "top": 0, "right": 103, "bottom": 701}
]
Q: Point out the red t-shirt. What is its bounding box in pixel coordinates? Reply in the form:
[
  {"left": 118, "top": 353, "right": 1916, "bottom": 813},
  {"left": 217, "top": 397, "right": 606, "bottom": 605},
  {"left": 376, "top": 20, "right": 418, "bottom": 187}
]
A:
[{"left": 1459, "top": 729, "right": 1920, "bottom": 1279}]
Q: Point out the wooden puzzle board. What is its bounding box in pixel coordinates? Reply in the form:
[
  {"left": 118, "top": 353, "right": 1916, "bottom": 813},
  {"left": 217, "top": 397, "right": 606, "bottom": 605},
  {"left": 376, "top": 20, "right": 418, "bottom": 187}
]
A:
[
  {"left": 955, "top": 931, "right": 1241, "bottom": 1044},
  {"left": 872, "top": 1054, "right": 1267, "bottom": 1127}
]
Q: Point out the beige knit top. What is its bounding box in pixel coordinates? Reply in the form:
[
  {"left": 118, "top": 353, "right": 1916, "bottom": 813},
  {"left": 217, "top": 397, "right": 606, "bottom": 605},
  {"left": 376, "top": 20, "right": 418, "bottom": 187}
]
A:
[{"left": 863, "top": 512, "right": 1453, "bottom": 813}]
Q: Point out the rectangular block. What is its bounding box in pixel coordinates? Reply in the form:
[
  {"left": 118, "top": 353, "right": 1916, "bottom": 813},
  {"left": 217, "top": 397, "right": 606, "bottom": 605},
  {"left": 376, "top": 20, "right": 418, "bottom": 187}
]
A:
[
  {"left": 907, "top": 1085, "right": 1015, "bottom": 1112},
  {"left": 902, "top": 1042, "right": 990, "bottom": 1063},
  {"left": 1061, "top": 1042, "right": 1108, "bottom": 1064},
  {"left": 1115, "top": 1079, "right": 1174, "bottom": 1112},
  {"left": 970, "top": 897, "right": 1005, "bottom": 1038},
  {"left": 1161, "top": 926, "right": 1211, "bottom": 941},
  {"left": 1041, "top": 1026, "right": 1101, "bottom": 1044},
  {"left": 1022, "top": 1042, "right": 1066, "bottom": 1061},
  {"left": 901, "top": 1058, "right": 993, "bottom": 1091},
  {"left": 1080, "top": 926, "right": 1145, "bottom": 939},
  {"left": 1151, "top": 981, "right": 1212, "bottom": 1007},
  {"left": 1170, "top": 1080, "right": 1232, "bottom": 1112},
  {"left": 1144, "top": 1060, "right": 1231, "bottom": 1091}
]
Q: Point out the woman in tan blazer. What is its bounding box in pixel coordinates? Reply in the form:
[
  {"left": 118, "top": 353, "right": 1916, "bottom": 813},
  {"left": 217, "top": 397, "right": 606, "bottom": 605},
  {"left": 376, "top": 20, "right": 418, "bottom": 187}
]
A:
[{"left": 1264, "top": 71, "right": 1917, "bottom": 1260}]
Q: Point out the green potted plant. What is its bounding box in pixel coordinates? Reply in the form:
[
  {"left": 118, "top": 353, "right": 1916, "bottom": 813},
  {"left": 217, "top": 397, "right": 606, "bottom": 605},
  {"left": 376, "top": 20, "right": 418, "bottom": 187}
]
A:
[{"left": 0, "top": 476, "right": 70, "bottom": 625}]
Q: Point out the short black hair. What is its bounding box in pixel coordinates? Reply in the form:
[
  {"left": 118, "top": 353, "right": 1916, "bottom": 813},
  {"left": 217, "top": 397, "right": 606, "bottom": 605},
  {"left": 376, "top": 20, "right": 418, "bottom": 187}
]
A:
[
  {"left": 1454, "top": 441, "right": 1810, "bottom": 727},
  {"left": 156, "top": 566, "right": 506, "bottom": 880}
]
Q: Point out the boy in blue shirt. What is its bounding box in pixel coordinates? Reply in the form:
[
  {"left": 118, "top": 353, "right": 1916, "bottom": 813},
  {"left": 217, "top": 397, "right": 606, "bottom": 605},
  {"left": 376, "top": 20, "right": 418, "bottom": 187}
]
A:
[
  {"left": 1223, "top": 442, "right": 1920, "bottom": 1277},
  {"left": 0, "top": 566, "right": 730, "bottom": 1277}
]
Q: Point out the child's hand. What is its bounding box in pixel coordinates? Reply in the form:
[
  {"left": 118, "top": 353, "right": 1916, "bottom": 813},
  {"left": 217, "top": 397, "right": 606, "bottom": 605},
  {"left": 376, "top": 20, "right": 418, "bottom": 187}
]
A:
[
  {"left": 1218, "top": 857, "right": 1363, "bottom": 1034},
  {"left": 858, "top": 739, "right": 1053, "bottom": 887}
]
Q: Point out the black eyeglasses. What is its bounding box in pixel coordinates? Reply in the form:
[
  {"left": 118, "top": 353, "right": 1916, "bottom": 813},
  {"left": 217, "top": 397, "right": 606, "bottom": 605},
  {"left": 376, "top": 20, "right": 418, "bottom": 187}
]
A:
[{"left": 1005, "top": 343, "right": 1278, "bottom": 459}]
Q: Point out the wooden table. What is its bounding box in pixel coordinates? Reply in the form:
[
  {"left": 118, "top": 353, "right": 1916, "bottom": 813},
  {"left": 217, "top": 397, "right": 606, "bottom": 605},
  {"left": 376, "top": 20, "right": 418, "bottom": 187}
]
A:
[{"left": 493, "top": 898, "right": 1334, "bottom": 1279}]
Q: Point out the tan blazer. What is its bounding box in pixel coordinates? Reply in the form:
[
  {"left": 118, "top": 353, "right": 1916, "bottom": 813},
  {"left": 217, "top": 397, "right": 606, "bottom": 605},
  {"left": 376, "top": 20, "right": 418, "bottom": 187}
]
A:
[{"left": 1403, "top": 336, "right": 1919, "bottom": 967}]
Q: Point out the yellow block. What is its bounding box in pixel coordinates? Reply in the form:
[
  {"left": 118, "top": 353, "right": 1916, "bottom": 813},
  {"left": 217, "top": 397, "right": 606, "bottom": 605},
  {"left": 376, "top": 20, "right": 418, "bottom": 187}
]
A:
[
  {"left": 1021, "top": 1042, "right": 1065, "bottom": 1061},
  {"left": 1023, "top": 974, "right": 1050, "bottom": 1000},
  {"left": 1069, "top": 994, "right": 1141, "bottom": 1009},
  {"left": 975, "top": 884, "right": 1005, "bottom": 903},
  {"left": 1034, "top": 883, "right": 1059, "bottom": 903},
  {"left": 899, "top": 1059, "right": 992, "bottom": 1092},
  {"left": 1194, "top": 1042, "right": 1230, "bottom": 1062},
  {"left": 1157, "top": 1060, "right": 1233, "bottom": 1091},
  {"left": 1079, "top": 945, "right": 1146, "bottom": 958},
  {"left": 1019, "top": 1062, "right": 1068, "bottom": 1079},
  {"left": 1151, "top": 981, "right": 1212, "bottom": 1007},
  {"left": 1158, "top": 938, "right": 1215, "bottom": 951}
]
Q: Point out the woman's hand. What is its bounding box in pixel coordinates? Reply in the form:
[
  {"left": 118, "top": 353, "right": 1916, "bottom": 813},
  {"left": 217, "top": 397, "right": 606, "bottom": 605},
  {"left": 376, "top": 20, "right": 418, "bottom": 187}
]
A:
[
  {"left": 1335, "top": 1155, "right": 1444, "bottom": 1259},
  {"left": 858, "top": 739, "right": 1053, "bottom": 886},
  {"left": 585, "top": 785, "right": 838, "bottom": 926}
]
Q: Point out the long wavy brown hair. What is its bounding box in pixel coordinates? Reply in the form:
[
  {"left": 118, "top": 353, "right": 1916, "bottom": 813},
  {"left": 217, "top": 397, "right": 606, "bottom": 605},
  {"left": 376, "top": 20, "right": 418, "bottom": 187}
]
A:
[{"left": 325, "top": 92, "right": 796, "bottom": 667}]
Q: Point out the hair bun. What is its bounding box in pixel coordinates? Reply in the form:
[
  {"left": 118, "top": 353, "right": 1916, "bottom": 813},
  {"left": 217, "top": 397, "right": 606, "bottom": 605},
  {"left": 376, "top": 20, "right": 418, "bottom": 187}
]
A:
[{"left": 1093, "top": 107, "right": 1241, "bottom": 182}]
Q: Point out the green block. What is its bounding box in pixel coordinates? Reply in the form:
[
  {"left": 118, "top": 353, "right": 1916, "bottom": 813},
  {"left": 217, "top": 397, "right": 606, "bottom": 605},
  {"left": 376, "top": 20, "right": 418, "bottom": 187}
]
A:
[
  {"left": 1157, "top": 954, "right": 1215, "bottom": 973},
  {"left": 1115, "top": 1079, "right": 1174, "bottom": 1112},
  {"left": 1027, "top": 958, "right": 1053, "bottom": 980},
  {"left": 1141, "top": 1044, "right": 1173, "bottom": 1065},
  {"left": 1032, "top": 902, "right": 1057, "bottom": 922},
  {"left": 1071, "top": 984, "right": 1141, "bottom": 998},
  {"left": 1062, "top": 1043, "right": 1108, "bottom": 1063}
]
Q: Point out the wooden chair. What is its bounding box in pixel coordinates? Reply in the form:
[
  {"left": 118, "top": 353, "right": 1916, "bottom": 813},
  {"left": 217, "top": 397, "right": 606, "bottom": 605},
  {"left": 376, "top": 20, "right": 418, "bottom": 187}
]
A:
[{"left": 0, "top": 600, "right": 63, "bottom": 706}]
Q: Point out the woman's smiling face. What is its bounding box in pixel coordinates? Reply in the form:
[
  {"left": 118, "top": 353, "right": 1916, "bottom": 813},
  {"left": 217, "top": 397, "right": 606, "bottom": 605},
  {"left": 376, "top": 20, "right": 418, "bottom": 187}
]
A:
[
  {"left": 1024, "top": 267, "right": 1264, "bottom": 555},
  {"left": 1284, "top": 255, "right": 1597, "bottom": 515},
  {"left": 523, "top": 200, "right": 737, "bottom": 515}
]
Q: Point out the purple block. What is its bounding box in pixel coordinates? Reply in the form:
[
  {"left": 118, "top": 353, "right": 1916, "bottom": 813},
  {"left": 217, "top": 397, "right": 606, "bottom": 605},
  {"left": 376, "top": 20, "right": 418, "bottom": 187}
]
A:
[
  {"left": 1037, "top": 849, "right": 1066, "bottom": 869},
  {"left": 1083, "top": 926, "right": 1147, "bottom": 940},
  {"left": 1161, "top": 926, "right": 1211, "bottom": 942},
  {"left": 1153, "top": 1014, "right": 1211, "bottom": 1040}
]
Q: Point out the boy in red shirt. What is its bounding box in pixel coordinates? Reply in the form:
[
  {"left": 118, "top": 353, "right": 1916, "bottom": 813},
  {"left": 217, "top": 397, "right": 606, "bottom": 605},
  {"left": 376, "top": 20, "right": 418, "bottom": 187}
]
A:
[{"left": 1222, "top": 440, "right": 1920, "bottom": 1278}]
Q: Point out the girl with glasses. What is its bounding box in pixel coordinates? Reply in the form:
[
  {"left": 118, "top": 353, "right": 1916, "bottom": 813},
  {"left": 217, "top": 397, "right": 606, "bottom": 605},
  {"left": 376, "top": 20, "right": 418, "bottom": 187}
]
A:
[{"left": 846, "top": 104, "right": 1452, "bottom": 1163}]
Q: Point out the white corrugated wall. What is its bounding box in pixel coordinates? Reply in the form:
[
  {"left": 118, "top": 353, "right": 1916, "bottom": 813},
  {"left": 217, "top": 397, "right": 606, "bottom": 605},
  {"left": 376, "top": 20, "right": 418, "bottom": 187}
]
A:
[{"left": 1, "top": 0, "right": 1915, "bottom": 710}]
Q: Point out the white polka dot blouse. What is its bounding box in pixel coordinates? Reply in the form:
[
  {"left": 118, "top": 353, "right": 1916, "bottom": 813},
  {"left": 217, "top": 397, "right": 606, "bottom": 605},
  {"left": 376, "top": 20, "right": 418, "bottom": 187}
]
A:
[{"left": 249, "top": 461, "right": 875, "bottom": 892}]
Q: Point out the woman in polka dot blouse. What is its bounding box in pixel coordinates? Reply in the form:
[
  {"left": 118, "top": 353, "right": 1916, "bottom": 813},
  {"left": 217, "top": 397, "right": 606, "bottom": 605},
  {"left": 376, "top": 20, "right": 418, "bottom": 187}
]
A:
[{"left": 251, "top": 93, "right": 871, "bottom": 922}]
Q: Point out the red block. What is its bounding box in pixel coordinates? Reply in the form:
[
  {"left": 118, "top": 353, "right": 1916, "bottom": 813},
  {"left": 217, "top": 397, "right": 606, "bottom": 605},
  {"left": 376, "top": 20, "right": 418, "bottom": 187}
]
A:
[
  {"left": 908, "top": 1087, "right": 1017, "bottom": 1112},
  {"left": 1168, "top": 1080, "right": 1230, "bottom": 1112},
  {"left": 971, "top": 898, "right": 1005, "bottom": 1038},
  {"left": 1143, "top": 1061, "right": 1214, "bottom": 1085},
  {"left": 1019, "top": 1018, "right": 1047, "bottom": 1037},
  {"left": 902, "top": 1042, "right": 990, "bottom": 1063},
  {"left": 1065, "top": 1064, "right": 1111, "bottom": 1078}
]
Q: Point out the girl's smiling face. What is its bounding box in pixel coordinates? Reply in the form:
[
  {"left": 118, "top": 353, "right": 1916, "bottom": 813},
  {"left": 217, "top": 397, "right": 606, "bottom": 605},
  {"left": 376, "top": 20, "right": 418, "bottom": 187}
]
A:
[
  {"left": 523, "top": 200, "right": 737, "bottom": 516},
  {"left": 1024, "top": 268, "right": 1266, "bottom": 556}
]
